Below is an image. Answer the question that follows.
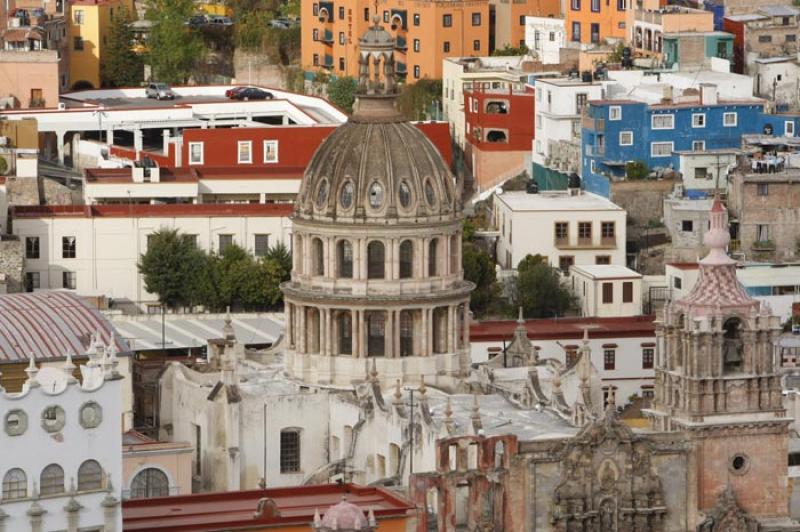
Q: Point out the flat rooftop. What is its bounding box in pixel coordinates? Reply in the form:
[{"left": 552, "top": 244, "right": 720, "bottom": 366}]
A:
[
  {"left": 12, "top": 203, "right": 294, "bottom": 219},
  {"left": 572, "top": 264, "right": 643, "bottom": 279},
  {"left": 469, "top": 315, "right": 655, "bottom": 342},
  {"left": 84, "top": 166, "right": 306, "bottom": 184},
  {"left": 496, "top": 190, "right": 624, "bottom": 212}
]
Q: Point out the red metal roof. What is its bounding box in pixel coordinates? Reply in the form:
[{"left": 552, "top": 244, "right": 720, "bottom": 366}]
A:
[
  {"left": 122, "top": 483, "right": 414, "bottom": 531},
  {"left": 12, "top": 203, "right": 294, "bottom": 219},
  {"left": 84, "top": 166, "right": 306, "bottom": 184},
  {"left": 668, "top": 262, "right": 700, "bottom": 270},
  {"left": 0, "top": 291, "right": 129, "bottom": 363},
  {"left": 469, "top": 315, "right": 656, "bottom": 342}
]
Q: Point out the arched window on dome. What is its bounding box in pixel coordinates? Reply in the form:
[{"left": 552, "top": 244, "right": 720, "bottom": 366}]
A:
[
  {"left": 449, "top": 234, "right": 459, "bottom": 275},
  {"left": 312, "top": 238, "right": 324, "bottom": 276},
  {"left": 723, "top": 317, "right": 744, "bottom": 374},
  {"left": 428, "top": 238, "right": 439, "bottom": 277},
  {"left": 337, "top": 240, "right": 353, "bottom": 278},
  {"left": 306, "top": 308, "right": 321, "bottom": 354},
  {"left": 367, "top": 311, "right": 386, "bottom": 357},
  {"left": 433, "top": 307, "right": 448, "bottom": 354},
  {"left": 400, "top": 310, "right": 414, "bottom": 357},
  {"left": 399, "top": 240, "right": 413, "bottom": 279},
  {"left": 336, "top": 311, "right": 352, "bottom": 355},
  {"left": 368, "top": 241, "right": 385, "bottom": 279},
  {"left": 130, "top": 468, "right": 169, "bottom": 499},
  {"left": 40, "top": 464, "right": 64, "bottom": 496}
]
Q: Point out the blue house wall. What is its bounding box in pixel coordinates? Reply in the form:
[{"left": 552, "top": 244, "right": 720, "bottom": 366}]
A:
[{"left": 703, "top": 0, "right": 725, "bottom": 31}]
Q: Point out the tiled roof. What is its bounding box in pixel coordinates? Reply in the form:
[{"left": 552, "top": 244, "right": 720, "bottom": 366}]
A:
[
  {"left": 84, "top": 166, "right": 306, "bottom": 183},
  {"left": 12, "top": 203, "right": 294, "bottom": 219},
  {"left": 0, "top": 291, "right": 129, "bottom": 363},
  {"left": 469, "top": 315, "right": 656, "bottom": 342}
]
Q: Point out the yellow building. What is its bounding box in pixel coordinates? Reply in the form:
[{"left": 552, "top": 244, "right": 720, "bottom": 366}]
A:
[
  {"left": 302, "top": 0, "right": 491, "bottom": 82},
  {"left": 68, "top": 0, "right": 134, "bottom": 89}
]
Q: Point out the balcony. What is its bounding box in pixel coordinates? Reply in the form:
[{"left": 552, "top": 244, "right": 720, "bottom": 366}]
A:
[
  {"left": 752, "top": 240, "right": 776, "bottom": 252},
  {"left": 395, "top": 35, "right": 407, "bottom": 51},
  {"left": 397, "top": 61, "right": 407, "bottom": 75},
  {"left": 582, "top": 116, "right": 604, "bottom": 131},
  {"left": 321, "top": 29, "right": 333, "bottom": 44},
  {"left": 585, "top": 145, "right": 605, "bottom": 157},
  {"left": 323, "top": 54, "right": 333, "bottom": 69}
]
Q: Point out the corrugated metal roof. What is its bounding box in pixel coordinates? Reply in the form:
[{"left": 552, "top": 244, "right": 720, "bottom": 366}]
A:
[
  {"left": 109, "top": 314, "right": 284, "bottom": 351},
  {"left": 0, "top": 291, "right": 130, "bottom": 363}
]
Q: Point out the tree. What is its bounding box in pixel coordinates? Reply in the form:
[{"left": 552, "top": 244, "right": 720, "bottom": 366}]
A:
[
  {"left": 396, "top": 79, "right": 442, "bottom": 121},
  {"left": 511, "top": 254, "right": 575, "bottom": 319},
  {"left": 625, "top": 160, "right": 649, "bottom": 180},
  {"left": 463, "top": 241, "right": 501, "bottom": 318},
  {"left": 262, "top": 242, "right": 292, "bottom": 281},
  {"left": 491, "top": 44, "right": 529, "bottom": 57},
  {"left": 145, "top": 0, "right": 205, "bottom": 84},
  {"left": 327, "top": 76, "right": 357, "bottom": 114},
  {"left": 101, "top": 6, "right": 143, "bottom": 87},
  {"left": 138, "top": 229, "right": 207, "bottom": 308}
]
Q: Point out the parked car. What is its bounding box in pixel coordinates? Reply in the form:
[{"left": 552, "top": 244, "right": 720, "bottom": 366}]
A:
[
  {"left": 185, "top": 14, "right": 207, "bottom": 26},
  {"left": 225, "top": 86, "right": 249, "bottom": 98},
  {"left": 145, "top": 82, "right": 175, "bottom": 100},
  {"left": 230, "top": 87, "right": 273, "bottom": 101},
  {"left": 207, "top": 15, "right": 233, "bottom": 26}
]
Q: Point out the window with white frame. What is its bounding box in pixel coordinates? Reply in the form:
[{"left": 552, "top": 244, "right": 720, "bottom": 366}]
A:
[
  {"left": 263, "top": 140, "right": 278, "bottom": 163},
  {"left": 609, "top": 106, "right": 622, "bottom": 121},
  {"left": 590, "top": 160, "right": 596, "bottom": 173},
  {"left": 536, "top": 114, "right": 542, "bottom": 129},
  {"left": 692, "top": 140, "right": 705, "bottom": 151},
  {"left": 536, "top": 140, "right": 543, "bottom": 154},
  {"left": 536, "top": 88, "right": 542, "bottom": 101},
  {"left": 188, "top": 142, "right": 204, "bottom": 164},
  {"left": 787, "top": 121, "right": 795, "bottom": 137},
  {"left": 651, "top": 114, "right": 674, "bottom": 130},
  {"left": 619, "top": 131, "right": 633, "bottom": 146},
  {"left": 651, "top": 141, "right": 673, "bottom": 157},
  {"left": 691, "top": 113, "right": 705, "bottom": 128},
  {"left": 723, "top": 112, "right": 737, "bottom": 127},
  {"left": 238, "top": 141, "right": 252, "bottom": 164}
]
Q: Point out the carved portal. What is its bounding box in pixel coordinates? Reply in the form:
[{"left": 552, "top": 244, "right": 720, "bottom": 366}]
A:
[
  {"left": 551, "top": 411, "right": 667, "bottom": 531},
  {"left": 697, "top": 487, "right": 759, "bottom": 532}
]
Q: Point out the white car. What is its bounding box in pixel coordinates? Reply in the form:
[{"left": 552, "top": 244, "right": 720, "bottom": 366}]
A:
[{"left": 145, "top": 83, "right": 175, "bottom": 100}]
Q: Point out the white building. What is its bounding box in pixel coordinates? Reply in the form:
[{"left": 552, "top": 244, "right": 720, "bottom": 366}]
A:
[
  {"left": 676, "top": 149, "right": 738, "bottom": 195},
  {"left": 12, "top": 204, "right": 292, "bottom": 312},
  {"left": 663, "top": 197, "right": 713, "bottom": 263},
  {"left": 570, "top": 264, "right": 643, "bottom": 318},
  {"left": 532, "top": 77, "right": 605, "bottom": 179},
  {"left": 0, "top": 339, "right": 123, "bottom": 531},
  {"left": 493, "top": 189, "right": 627, "bottom": 270},
  {"left": 442, "top": 56, "right": 529, "bottom": 149},
  {"left": 524, "top": 16, "right": 566, "bottom": 65}
]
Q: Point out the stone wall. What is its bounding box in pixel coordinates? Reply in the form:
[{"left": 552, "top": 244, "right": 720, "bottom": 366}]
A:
[
  {"left": 610, "top": 179, "right": 675, "bottom": 238},
  {"left": 0, "top": 237, "right": 23, "bottom": 293},
  {"left": 232, "top": 50, "right": 287, "bottom": 89}
]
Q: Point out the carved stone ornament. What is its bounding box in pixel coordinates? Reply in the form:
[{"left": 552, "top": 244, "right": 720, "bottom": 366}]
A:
[
  {"left": 550, "top": 409, "right": 667, "bottom": 532},
  {"left": 697, "top": 486, "right": 759, "bottom": 532}
]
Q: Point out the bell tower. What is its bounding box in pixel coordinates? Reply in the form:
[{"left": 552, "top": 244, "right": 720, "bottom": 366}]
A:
[{"left": 648, "top": 197, "right": 793, "bottom": 526}]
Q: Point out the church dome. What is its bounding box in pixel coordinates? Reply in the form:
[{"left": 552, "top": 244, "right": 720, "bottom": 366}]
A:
[{"left": 296, "top": 119, "right": 458, "bottom": 222}]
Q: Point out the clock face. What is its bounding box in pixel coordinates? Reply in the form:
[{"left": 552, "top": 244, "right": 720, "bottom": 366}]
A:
[{"left": 79, "top": 402, "right": 102, "bottom": 429}]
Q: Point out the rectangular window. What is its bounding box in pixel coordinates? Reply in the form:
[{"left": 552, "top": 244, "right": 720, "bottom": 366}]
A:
[
  {"left": 578, "top": 221, "right": 592, "bottom": 242},
  {"left": 413, "top": 65, "right": 420, "bottom": 79},
  {"left": 254, "top": 234, "right": 270, "bottom": 257},
  {"left": 695, "top": 167, "right": 708, "bottom": 179},
  {"left": 339, "top": 32, "right": 345, "bottom": 45},
  {"left": 595, "top": 255, "right": 611, "bottom": 264},
  {"left": 73, "top": 9, "right": 84, "bottom": 24},
  {"left": 602, "top": 282, "right": 613, "bottom": 304},
  {"left": 280, "top": 430, "right": 301, "bottom": 473},
  {"left": 558, "top": 255, "right": 575, "bottom": 272},
  {"left": 609, "top": 106, "right": 621, "bottom": 120},
  {"left": 642, "top": 388, "right": 654, "bottom": 399},
  {"left": 62, "top": 236, "right": 76, "bottom": 259},
  {"left": 555, "top": 222, "right": 568, "bottom": 243},
  {"left": 757, "top": 224, "right": 769, "bottom": 241},
  {"left": 758, "top": 35, "right": 772, "bottom": 43},
  {"left": 591, "top": 0, "right": 600, "bottom": 11},
  {"left": 364, "top": 7, "right": 369, "bottom": 21},
  {"left": 617, "top": 0, "right": 625, "bottom": 10},
  {"left": 25, "top": 237, "right": 39, "bottom": 259},
  {"left": 572, "top": 21, "right": 581, "bottom": 41},
  {"left": 787, "top": 34, "right": 797, "bottom": 42},
  {"left": 619, "top": 131, "right": 633, "bottom": 146},
  {"left": 383, "top": 10, "right": 389, "bottom": 22},
  {"left": 575, "top": 93, "right": 588, "bottom": 113},
  {"left": 642, "top": 348, "right": 654, "bottom": 369},
  {"left": 472, "top": 12, "right": 481, "bottom": 25},
  {"left": 566, "top": 349, "right": 578, "bottom": 366},
  {"left": 601, "top": 221, "right": 615, "bottom": 240},
  {"left": 263, "top": 140, "right": 279, "bottom": 163},
  {"left": 338, "top": 6, "right": 344, "bottom": 19},
  {"left": 443, "top": 14, "right": 452, "bottom": 27},
  {"left": 757, "top": 183, "right": 769, "bottom": 196},
  {"left": 692, "top": 140, "right": 705, "bottom": 151},
  {"left": 188, "top": 142, "right": 204, "bottom": 164},
  {"left": 443, "top": 41, "right": 450, "bottom": 53},
  {"left": 723, "top": 112, "right": 737, "bottom": 127},
  {"left": 536, "top": 113, "right": 542, "bottom": 129},
  {"left": 238, "top": 141, "right": 252, "bottom": 164},
  {"left": 339, "top": 57, "right": 345, "bottom": 71},
  {"left": 651, "top": 141, "right": 673, "bottom": 157},
  {"left": 622, "top": 281, "right": 633, "bottom": 303},
  {"left": 673, "top": 276, "right": 682, "bottom": 289},
  {"left": 519, "top": 15, "right": 525, "bottom": 25},
  {"left": 218, "top": 234, "right": 233, "bottom": 254},
  {"left": 73, "top": 36, "right": 84, "bottom": 51},
  {"left": 313, "top": 54, "right": 319, "bottom": 66},
  {"left": 692, "top": 113, "right": 705, "bottom": 128},
  {"left": 25, "top": 271, "right": 40, "bottom": 293},
  {"left": 413, "top": 13, "right": 420, "bottom": 25},
  {"left": 604, "top": 349, "right": 615, "bottom": 370},
  {"left": 787, "top": 121, "right": 795, "bottom": 137},
  {"left": 651, "top": 114, "right": 674, "bottom": 129},
  {"left": 681, "top": 220, "right": 693, "bottom": 232},
  {"left": 473, "top": 39, "right": 480, "bottom": 51},
  {"left": 413, "top": 38, "right": 420, "bottom": 52},
  {"left": 571, "top": 0, "right": 580, "bottom": 9},
  {"left": 590, "top": 23, "right": 600, "bottom": 43},
  {"left": 62, "top": 271, "right": 76, "bottom": 290},
  {"left": 313, "top": 28, "right": 319, "bottom": 40}
]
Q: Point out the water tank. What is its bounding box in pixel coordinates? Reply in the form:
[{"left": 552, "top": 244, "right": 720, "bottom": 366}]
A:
[
  {"left": 568, "top": 172, "right": 581, "bottom": 189},
  {"left": 581, "top": 71, "right": 593, "bottom": 83},
  {"left": 526, "top": 180, "right": 539, "bottom": 194}
]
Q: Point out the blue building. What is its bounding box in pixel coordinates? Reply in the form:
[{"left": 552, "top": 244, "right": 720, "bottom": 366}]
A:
[{"left": 582, "top": 89, "right": 770, "bottom": 197}]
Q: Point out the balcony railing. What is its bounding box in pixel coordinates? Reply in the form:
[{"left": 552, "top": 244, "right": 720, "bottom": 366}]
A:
[
  {"left": 586, "top": 145, "right": 605, "bottom": 156},
  {"left": 397, "top": 61, "right": 407, "bottom": 75},
  {"left": 601, "top": 236, "right": 615, "bottom": 246},
  {"left": 321, "top": 29, "right": 333, "bottom": 44},
  {"left": 323, "top": 54, "right": 333, "bottom": 69},
  {"left": 582, "top": 115, "right": 604, "bottom": 131},
  {"left": 395, "top": 35, "right": 407, "bottom": 50}
]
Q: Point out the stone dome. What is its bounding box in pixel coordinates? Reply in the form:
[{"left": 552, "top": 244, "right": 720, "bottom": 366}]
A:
[
  {"left": 360, "top": 20, "right": 394, "bottom": 48},
  {"left": 295, "top": 120, "right": 458, "bottom": 222},
  {"left": 320, "top": 498, "right": 370, "bottom": 530}
]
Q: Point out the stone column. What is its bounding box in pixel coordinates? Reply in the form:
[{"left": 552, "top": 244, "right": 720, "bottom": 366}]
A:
[
  {"left": 420, "top": 308, "right": 428, "bottom": 357},
  {"left": 298, "top": 306, "right": 306, "bottom": 353},
  {"left": 352, "top": 310, "right": 359, "bottom": 358},
  {"left": 161, "top": 128, "right": 170, "bottom": 153},
  {"left": 426, "top": 308, "right": 434, "bottom": 356},
  {"left": 360, "top": 239, "right": 368, "bottom": 280},
  {"left": 353, "top": 238, "right": 362, "bottom": 280},
  {"left": 133, "top": 127, "right": 143, "bottom": 156},
  {"left": 385, "top": 310, "right": 394, "bottom": 359},
  {"left": 394, "top": 310, "right": 401, "bottom": 358},
  {"left": 285, "top": 303, "right": 293, "bottom": 348},
  {"left": 358, "top": 310, "right": 366, "bottom": 358},
  {"left": 421, "top": 238, "right": 429, "bottom": 279},
  {"left": 56, "top": 131, "right": 66, "bottom": 164},
  {"left": 446, "top": 306, "right": 455, "bottom": 353},
  {"left": 461, "top": 305, "right": 469, "bottom": 350},
  {"left": 303, "top": 236, "right": 312, "bottom": 278},
  {"left": 320, "top": 308, "right": 328, "bottom": 356}
]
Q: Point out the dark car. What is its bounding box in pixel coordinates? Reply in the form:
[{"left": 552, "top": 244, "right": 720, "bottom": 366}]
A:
[
  {"left": 225, "top": 86, "right": 248, "bottom": 98},
  {"left": 185, "top": 14, "right": 207, "bottom": 27},
  {"left": 231, "top": 87, "right": 274, "bottom": 101}
]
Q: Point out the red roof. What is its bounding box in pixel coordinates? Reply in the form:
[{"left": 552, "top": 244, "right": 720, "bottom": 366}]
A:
[
  {"left": 469, "top": 315, "right": 656, "bottom": 342},
  {"left": 668, "top": 262, "right": 700, "bottom": 270},
  {"left": 122, "top": 483, "right": 414, "bottom": 531},
  {"left": 12, "top": 203, "right": 294, "bottom": 219},
  {"left": 84, "top": 166, "right": 306, "bottom": 184}
]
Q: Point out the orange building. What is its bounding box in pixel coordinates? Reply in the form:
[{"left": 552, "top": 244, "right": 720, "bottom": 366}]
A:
[
  {"left": 491, "top": 0, "right": 561, "bottom": 49},
  {"left": 564, "top": 0, "right": 627, "bottom": 46},
  {"left": 302, "top": 0, "right": 490, "bottom": 81}
]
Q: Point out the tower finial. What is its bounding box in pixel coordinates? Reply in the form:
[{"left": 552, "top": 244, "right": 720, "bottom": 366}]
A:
[{"left": 25, "top": 352, "right": 39, "bottom": 386}]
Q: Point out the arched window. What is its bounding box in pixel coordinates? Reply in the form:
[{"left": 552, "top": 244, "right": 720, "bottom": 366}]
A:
[
  {"left": 367, "top": 311, "right": 386, "bottom": 357},
  {"left": 428, "top": 239, "right": 439, "bottom": 277},
  {"left": 280, "top": 428, "right": 301, "bottom": 473},
  {"left": 337, "top": 240, "right": 353, "bottom": 278},
  {"left": 312, "top": 238, "right": 324, "bottom": 276},
  {"left": 77, "top": 460, "right": 103, "bottom": 491},
  {"left": 337, "top": 311, "right": 352, "bottom": 355},
  {"left": 367, "top": 241, "right": 385, "bottom": 279},
  {"left": 400, "top": 311, "right": 413, "bottom": 357},
  {"left": 399, "top": 240, "right": 413, "bottom": 279},
  {"left": 723, "top": 317, "right": 744, "bottom": 373},
  {"left": 449, "top": 234, "right": 459, "bottom": 275},
  {"left": 40, "top": 464, "right": 64, "bottom": 495},
  {"left": 2, "top": 468, "right": 26, "bottom": 500},
  {"left": 130, "top": 468, "right": 169, "bottom": 499}
]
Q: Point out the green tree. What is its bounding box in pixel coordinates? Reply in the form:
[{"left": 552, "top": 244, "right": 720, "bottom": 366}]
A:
[
  {"left": 327, "top": 76, "right": 357, "bottom": 114},
  {"left": 491, "top": 44, "right": 529, "bottom": 57},
  {"left": 101, "top": 6, "right": 143, "bottom": 87},
  {"left": 625, "top": 160, "right": 649, "bottom": 180},
  {"left": 511, "top": 254, "right": 574, "bottom": 318},
  {"left": 138, "top": 229, "right": 206, "bottom": 308},
  {"left": 397, "top": 79, "right": 442, "bottom": 121},
  {"left": 463, "top": 241, "right": 501, "bottom": 318},
  {"left": 145, "top": 0, "right": 205, "bottom": 84},
  {"left": 262, "top": 242, "right": 292, "bottom": 280}
]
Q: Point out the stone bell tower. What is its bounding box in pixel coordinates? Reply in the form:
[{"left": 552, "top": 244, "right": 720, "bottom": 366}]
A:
[{"left": 647, "top": 197, "right": 795, "bottom": 528}]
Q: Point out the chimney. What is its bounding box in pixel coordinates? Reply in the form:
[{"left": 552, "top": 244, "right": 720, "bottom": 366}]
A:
[{"left": 700, "top": 83, "right": 718, "bottom": 105}]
